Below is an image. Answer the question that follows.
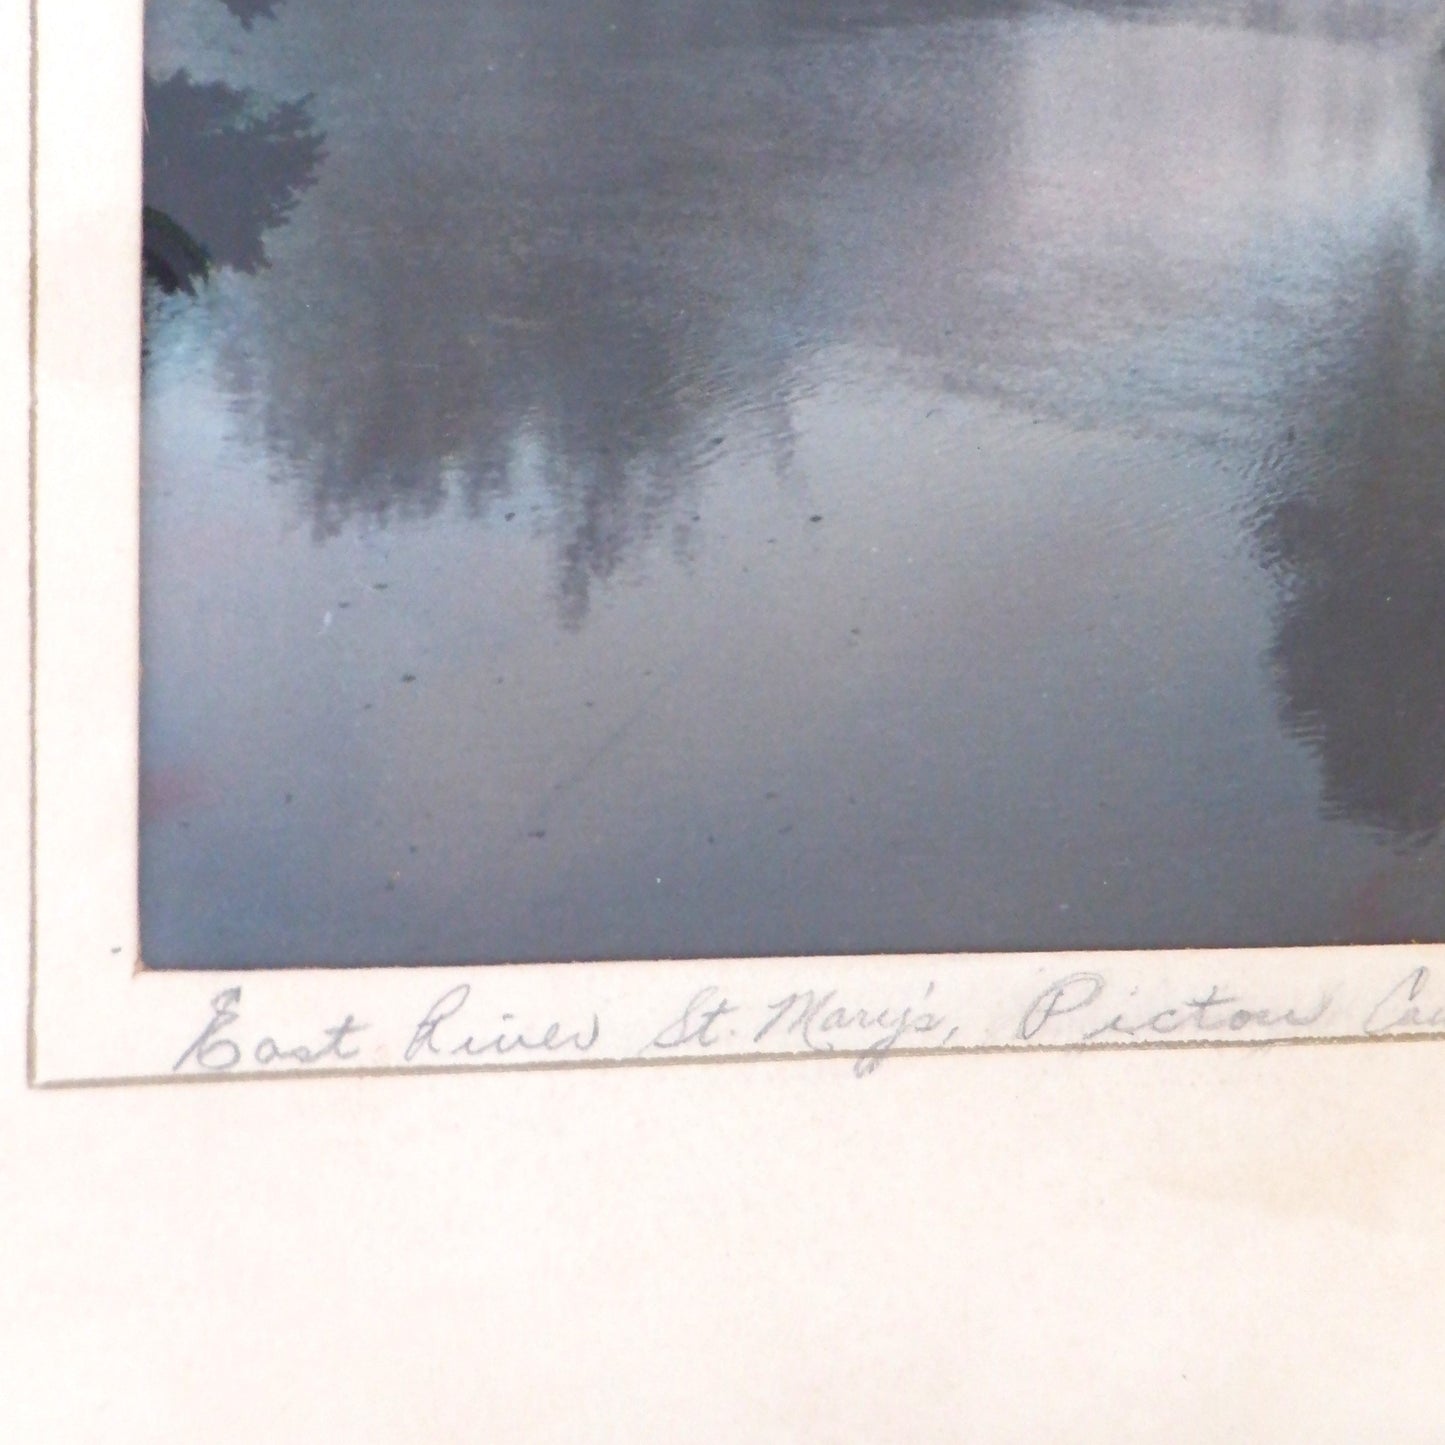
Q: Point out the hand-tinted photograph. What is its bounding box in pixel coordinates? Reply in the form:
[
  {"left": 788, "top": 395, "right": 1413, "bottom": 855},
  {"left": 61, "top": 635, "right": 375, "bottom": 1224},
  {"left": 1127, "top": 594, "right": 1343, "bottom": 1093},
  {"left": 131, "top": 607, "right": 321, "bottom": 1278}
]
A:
[{"left": 140, "top": 0, "right": 1445, "bottom": 968}]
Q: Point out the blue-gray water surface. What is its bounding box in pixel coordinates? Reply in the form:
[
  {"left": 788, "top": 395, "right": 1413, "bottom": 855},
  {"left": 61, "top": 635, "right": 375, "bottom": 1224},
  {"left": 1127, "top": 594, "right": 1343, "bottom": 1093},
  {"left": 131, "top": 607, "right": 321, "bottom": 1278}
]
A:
[{"left": 141, "top": 0, "right": 1445, "bottom": 965}]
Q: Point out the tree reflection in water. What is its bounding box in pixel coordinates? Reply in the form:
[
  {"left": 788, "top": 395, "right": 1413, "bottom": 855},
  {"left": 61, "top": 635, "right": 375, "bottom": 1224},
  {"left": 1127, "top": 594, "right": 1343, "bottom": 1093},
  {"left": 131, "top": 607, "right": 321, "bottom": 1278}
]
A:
[
  {"left": 142, "top": 0, "right": 323, "bottom": 297},
  {"left": 140, "top": 0, "right": 1445, "bottom": 957},
  {"left": 217, "top": 0, "right": 283, "bottom": 25},
  {"left": 1255, "top": 224, "right": 1445, "bottom": 844},
  {"left": 186, "top": 0, "right": 1021, "bottom": 621}
]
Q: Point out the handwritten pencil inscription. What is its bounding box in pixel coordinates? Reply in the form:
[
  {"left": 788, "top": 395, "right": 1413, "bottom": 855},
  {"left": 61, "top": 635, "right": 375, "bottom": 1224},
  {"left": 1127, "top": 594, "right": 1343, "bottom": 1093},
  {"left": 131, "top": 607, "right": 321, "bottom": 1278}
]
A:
[
  {"left": 174, "top": 986, "right": 368, "bottom": 1073},
  {"left": 642, "top": 980, "right": 956, "bottom": 1075},
  {"left": 405, "top": 983, "right": 601, "bottom": 1062},
  {"left": 1362, "top": 966, "right": 1445, "bottom": 1036},
  {"left": 1018, "top": 973, "right": 1334, "bottom": 1044},
  {"left": 164, "top": 960, "right": 1445, "bottom": 1078}
]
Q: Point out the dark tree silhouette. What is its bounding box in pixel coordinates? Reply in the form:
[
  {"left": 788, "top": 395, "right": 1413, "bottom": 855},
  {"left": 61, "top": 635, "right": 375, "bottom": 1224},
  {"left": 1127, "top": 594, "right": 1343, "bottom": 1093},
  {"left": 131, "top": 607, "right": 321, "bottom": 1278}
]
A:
[
  {"left": 142, "top": 0, "right": 323, "bottom": 295},
  {"left": 217, "top": 0, "right": 283, "bottom": 25},
  {"left": 143, "top": 72, "right": 323, "bottom": 288},
  {"left": 140, "top": 204, "right": 212, "bottom": 296}
]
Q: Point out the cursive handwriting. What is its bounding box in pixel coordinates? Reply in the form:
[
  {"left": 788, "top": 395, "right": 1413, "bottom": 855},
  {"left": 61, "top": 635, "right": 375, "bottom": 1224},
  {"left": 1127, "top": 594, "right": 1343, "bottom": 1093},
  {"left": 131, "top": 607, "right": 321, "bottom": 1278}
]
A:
[
  {"left": 752, "top": 981, "right": 954, "bottom": 1076},
  {"left": 1018, "top": 972, "right": 1333, "bottom": 1044},
  {"left": 404, "top": 983, "right": 601, "bottom": 1063},
  {"left": 641, "top": 981, "right": 955, "bottom": 1074},
  {"left": 169, "top": 961, "right": 1423, "bottom": 1079},
  {"left": 645, "top": 986, "right": 740, "bottom": 1051},
  {"left": 1363, "top": 966, "right": 1445, "bottom": 1036},
  {"left": 173, "top": 987, "right": 368, "bottom": 1073}
]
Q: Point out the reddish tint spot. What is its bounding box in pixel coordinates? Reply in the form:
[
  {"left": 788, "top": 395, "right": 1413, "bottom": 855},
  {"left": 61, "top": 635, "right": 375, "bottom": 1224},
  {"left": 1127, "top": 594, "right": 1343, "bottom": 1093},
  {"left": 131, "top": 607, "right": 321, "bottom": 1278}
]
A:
[{"left": 140, "top": 765, "right": 214, "bottom": 823}]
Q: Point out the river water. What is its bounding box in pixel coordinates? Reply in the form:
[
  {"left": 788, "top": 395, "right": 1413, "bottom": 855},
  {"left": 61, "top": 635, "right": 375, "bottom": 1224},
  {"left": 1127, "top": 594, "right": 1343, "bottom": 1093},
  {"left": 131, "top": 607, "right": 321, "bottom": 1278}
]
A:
[{"left": 140, "top": 0, "right": 1445, "bottom": 966}]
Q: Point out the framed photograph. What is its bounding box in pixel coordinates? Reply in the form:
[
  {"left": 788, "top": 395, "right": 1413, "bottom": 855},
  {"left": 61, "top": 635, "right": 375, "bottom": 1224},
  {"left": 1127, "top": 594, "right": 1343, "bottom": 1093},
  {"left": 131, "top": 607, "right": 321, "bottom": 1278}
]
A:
[
  {"left": 14, "top": 6, "right": 1445, "bottom": 1442},
  {"left": 28, "top": 0, "right": 1445, "bottom": 1085}
]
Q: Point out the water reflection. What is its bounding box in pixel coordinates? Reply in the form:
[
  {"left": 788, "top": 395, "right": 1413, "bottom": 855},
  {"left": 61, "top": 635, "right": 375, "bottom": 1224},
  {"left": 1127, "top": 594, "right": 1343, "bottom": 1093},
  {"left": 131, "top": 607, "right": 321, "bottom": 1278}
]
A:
[
  {"left": 216, "top": 0, "right": 281, "bottom": 26},
  {"left": 186, "top": 0, "right": 1443, "bottom": 617},
  {"left": 1255, "top": 219, "right": 1445, "bottom": 844},
  {"left": 142, "top": 0, "right": 323, "bottom": 296},
  {"left": 236, "top": 207, "right": 790, "bottom": 623},
  {"left": 188, "top": 0, "right": 1026, "bottom": 619},
  {"left": 218, "top": 0, "right": 282, "bottom": 26},
  {"left": 140, "top": 0, "right": 1445, "bottom": 961}
]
